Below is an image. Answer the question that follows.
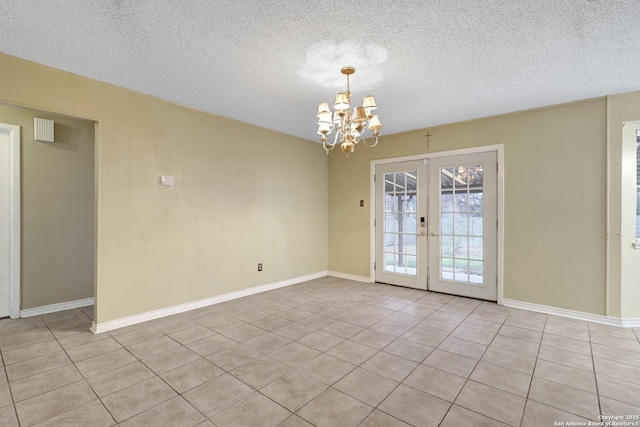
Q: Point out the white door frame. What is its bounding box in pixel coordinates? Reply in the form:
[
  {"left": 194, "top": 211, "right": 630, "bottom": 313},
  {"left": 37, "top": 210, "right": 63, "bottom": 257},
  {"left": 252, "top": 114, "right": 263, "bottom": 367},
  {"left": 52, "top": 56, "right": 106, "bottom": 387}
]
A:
[
  {"left": 370, "top": 144, "right": 505, "bottom": 304},
  {"left": 1, "top": 123, "right": 21, "bottom": 319}
]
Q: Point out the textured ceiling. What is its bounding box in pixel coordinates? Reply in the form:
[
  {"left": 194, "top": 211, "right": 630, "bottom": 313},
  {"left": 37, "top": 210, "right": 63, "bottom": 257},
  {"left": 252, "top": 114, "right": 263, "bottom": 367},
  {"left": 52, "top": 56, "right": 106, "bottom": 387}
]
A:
[{"left": 1, "top": 0, "right": 639, "bottom": 142}]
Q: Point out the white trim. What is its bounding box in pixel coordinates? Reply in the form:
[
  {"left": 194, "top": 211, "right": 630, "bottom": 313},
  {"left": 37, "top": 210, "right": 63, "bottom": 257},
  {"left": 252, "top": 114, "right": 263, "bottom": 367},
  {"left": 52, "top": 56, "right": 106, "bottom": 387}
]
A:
[
  {"left": 91, "top": 271, "right": 328, "bottom": 334},
  {"left": 1, "top": 123, "right": 21, "bottom": 319},
  {"left": 370, "top": 144, "right": 505, "bottom": 303},
  {"left": 503, "top": 299, "right": 640, "bottom": 328},
  {"left": 20, "top": 297, "right": 95, "bottom": 318},
  {"left": 327, "top": 270, "right": 372, "bottom": 283}
]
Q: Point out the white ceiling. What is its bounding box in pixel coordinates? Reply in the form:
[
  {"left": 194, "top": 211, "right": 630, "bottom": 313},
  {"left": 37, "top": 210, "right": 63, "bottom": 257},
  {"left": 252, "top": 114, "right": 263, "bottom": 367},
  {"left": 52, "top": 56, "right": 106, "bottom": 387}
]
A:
[{"left": 1, "top": 1, "right": 639, "bottom": 142}]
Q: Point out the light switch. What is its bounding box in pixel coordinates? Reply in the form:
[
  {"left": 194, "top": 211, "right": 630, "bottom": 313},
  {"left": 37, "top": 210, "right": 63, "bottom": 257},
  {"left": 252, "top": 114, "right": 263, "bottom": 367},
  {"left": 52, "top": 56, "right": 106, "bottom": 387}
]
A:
[{"left": 160, "top": 176, "right": 174, "bottom": 187}]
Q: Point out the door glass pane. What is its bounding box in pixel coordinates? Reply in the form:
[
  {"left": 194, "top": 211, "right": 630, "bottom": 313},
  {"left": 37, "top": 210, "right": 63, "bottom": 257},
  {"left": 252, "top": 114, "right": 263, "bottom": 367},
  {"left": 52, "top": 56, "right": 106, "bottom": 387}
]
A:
[
  {"left": 439, "top": 164, "right": 484, "bottom": 284},
  {"left": 383, "top": 170, "right": 419, "bottom": 277}
]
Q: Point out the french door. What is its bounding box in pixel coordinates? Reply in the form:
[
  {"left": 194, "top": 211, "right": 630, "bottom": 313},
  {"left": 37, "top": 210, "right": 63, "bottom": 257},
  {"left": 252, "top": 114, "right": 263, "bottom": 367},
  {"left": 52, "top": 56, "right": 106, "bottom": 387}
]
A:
[{"left": 375, "top": 151, "right": 498, "bottom": 300}]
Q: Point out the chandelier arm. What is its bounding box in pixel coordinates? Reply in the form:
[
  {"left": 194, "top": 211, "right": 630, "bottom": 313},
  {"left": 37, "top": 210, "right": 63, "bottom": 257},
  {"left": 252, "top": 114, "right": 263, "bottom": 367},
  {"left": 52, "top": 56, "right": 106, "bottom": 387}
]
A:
[
  {"left": 323, "top": 139, "right": 336, "bottom": 151},
  {"left": 362, "top": 134, "right": 379, "bottom": 148}
]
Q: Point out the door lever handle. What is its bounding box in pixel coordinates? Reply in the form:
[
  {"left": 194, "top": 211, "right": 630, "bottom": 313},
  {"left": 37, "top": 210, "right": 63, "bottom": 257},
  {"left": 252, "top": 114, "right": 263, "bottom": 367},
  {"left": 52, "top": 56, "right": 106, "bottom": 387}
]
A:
[
  {"left": 419, "top": 231, "right": 426, "bottom": 236},
  {"left": 430, "top": 231, "right": 439, "bottom": 237}
]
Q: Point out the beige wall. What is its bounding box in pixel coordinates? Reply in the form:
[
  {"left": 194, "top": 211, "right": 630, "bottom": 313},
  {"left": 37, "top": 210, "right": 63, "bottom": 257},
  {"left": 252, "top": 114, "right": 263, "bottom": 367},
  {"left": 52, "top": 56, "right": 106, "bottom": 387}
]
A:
[
  {"left": 0, "top": 104, "right": 95, "bottom": 309},
  {"left": 0, "top": 53, "right": 328, "bottom": 324},
  {"left": 329, "top": 99, "right": 608, "bottom": 315},
  {"left": 606, "top": 92, "right": 640, "bottom": 319}
]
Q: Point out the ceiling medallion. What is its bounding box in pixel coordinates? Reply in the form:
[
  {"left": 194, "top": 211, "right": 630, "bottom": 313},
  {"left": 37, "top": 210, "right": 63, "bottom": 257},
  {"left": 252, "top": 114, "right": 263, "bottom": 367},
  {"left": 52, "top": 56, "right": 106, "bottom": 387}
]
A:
[{"left": 316, "top": 66, "right": 382, "bottom": 156}]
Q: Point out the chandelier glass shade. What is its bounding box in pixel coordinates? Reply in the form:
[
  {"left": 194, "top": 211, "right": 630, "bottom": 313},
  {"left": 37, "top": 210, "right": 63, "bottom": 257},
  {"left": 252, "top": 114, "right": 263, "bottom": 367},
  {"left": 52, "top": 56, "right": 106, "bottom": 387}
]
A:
[{"left": 316, "top": 66, "right": 382, "bottom": 155}]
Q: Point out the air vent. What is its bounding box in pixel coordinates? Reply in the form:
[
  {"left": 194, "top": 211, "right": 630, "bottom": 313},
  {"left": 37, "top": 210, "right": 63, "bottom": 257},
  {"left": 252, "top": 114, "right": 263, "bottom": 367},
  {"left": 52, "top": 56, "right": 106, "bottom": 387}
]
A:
[{"left": 34, "top": 118, "right": 54, "bottom": 142}]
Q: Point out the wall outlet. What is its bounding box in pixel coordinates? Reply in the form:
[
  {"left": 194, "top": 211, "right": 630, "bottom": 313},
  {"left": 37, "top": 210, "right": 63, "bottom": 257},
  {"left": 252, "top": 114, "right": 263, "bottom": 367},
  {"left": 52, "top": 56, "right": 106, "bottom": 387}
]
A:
[{"left": 258, "top": 263, "right": 263, "bottom": 272}]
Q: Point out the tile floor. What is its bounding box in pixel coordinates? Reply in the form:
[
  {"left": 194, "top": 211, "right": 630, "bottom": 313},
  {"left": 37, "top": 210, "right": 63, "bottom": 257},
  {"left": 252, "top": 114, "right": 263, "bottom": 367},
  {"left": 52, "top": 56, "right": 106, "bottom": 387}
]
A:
[{"left": 0, "top": 277, "right": 638, "bottom": 426}]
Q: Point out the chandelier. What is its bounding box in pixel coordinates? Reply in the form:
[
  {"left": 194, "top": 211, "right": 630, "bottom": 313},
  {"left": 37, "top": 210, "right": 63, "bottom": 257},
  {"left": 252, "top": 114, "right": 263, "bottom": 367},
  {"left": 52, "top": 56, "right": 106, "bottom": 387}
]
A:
[{"left": 316, "top": 66, "right": 382, "bottom": 156}]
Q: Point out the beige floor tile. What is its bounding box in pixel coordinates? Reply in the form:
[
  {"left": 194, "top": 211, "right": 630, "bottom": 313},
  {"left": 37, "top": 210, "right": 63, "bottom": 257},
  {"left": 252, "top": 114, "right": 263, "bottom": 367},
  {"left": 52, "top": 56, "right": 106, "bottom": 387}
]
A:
[
  {"left": 599, "top": 396, "right": 640, "bottom": 418},
  {"left": 535, "top": 358, "right": 597, "bottom": 393},
  {"left": 269, "top": 342, "right": 321, "bottom": 368},
  {"left": 15, "top": 380, "right": 96, "bottom": 426},
  {"left": 32, "top": 400, "right": 114, "bottom": 427},
  {"left": 101, "top": 376, "right": 177, "bottom": 423},
  {"left": 505, "top": 308, "right": 547, "bottom": 322},
  {"left": 141, "top": 346, "right": 201, "bottom": 374},
  {"left": 490, "top": 335, "right": 539, "bottom": 357},
  {"left": 2, "top": 339, "right": 64, "bottom": 365},
  {"left": 5, "top": 351, "right": 71, "bottom": 381},
  {"left": 343, "top": 313, "right": 386, "bottom": 328},
  {"left": 298, "top": 314, "right": 335, "bottom": 329},
  {"left": 111, "top": 326, "right": 164, "bottom": 347},
  {"left": 359, "top": 409, "right": 411, "bottom": 426},
  {"left": 297, "top": 388, "right": 372, "bottom": 427},
  {"left": 278, "top": 308, "right": 313, "bottom": 322},
  {"left": 503, "top": 316, "right": 545, "bottom": 333},
  {"left": 384, "top": 312, "right": 424, "bottom": 327},
  {"left": 537, "top": 344, "right": 594, "bottom": 372},
  {"left": 544, "top": 324, "right": 590, "bottom": 341},
  {"left": 107, "top": 322, "right": 150, "bottom": 337},
  {"left": 546, "top": 316, "right": 588, "bottom": 330},
  {"left": 326, "top": 340, "right": 377, "bottom": 365},
  {"left": 481, "top": 346, "right": 536, "bottom": 375},
  {"left": 222, "top": 324, "right": 268, "bottom": 343},
  {"left": 541, "top": 333, "right": 592, "bottom": 355},
  {"left": 596, "top": 375, "right": 640, "bottom": 407},
  {"left": 230, "top": 356, "right": 290, "bottom": 389},
  {"left": 186, "top": 333, "right": 234, "bottom": 356},
  {"left": 498, "top": 324, "right": 542, "bottom": 343},
  {"left": 470, "top": 361, "right": 531, "bottom": 397},
  {"left": 0, "top": 404, "right": 18, "bottom": 427},
  {"left": 10, "top": 364, "right": 82, "bottom": 402},
  {"left": 351, "top": 329, "right": 396, "bottom": 350},
  {"left": 272, "top": 322, "right": 315, "bottom": 340},
  {"left": 592, "top": 343, "right": 640, "bottom": 367},
  {"left": 297, "top": 353, "right": 355, "bottom": 385},
  {"left": 76, "top": 349, "right": 136, "bottom": 378},
  {"left": 439, "top": 303, "right": 475, "bottom": 317},
  {"left": 205, "top": 343, "right": 262, "bottom": 371},
  {"left": 383, "top": 338, "right": 434, "bottom": 363},
  {"left": 590, "top": 331, "right": 640, "bottom": 352},
  {"left": 148, "top": 315, "right": 198, "bottom": 335},
  {"left": 450, "top": 325, "right": 496, "bottom": 345},
  {"left": 459, "top": 317, "right": 503, "bottom": 334},
  {"left": 334, "top": 367, "right": 398, "bottom": 406},
  {"left": 428, "top": 311, "right": 467, "bottom": 325},
  {"left": 521, "top": 400, "right": 592, "bottom": 427},
  {"left": 297, "top": 330, "right": 343, "bottom": 352},
  {"left": 119, "top": 396, "right": 205, "bottom": 427},
  {"left": 423, "top": 349, "right": 478, "bottom": 378},
  {"left": 321, "top": 321, "right": 364, "bottom": 338},
  {"left": 211, "top": 392, "right": 290, "bottom": 427},
  {"left": 86, "top": 361, "right": 155, "bottom": 397},
  {"left": 368, "top": 319, "right": 413, "bottom": 337},
  {"left": 401, "top": 328, "right": 447, "bottom": 348},
  {"left": 361, "top": 351, "right": 417, "bottom": 382},
  {"left": 66, "top": 337, "right": 122, "bottom": 362},
  {"left": 251, "top": 315, "right": 292, "bottom": 331},
  {"left": 455, "top": 381, "right": 526, "bottom": 426},
  {"left": 378, "top": 383, "right": 450, "bottom": 427},
  {"left": 162, "top": 358, "right": 224, "bottom": 393},
  {"left": 467, "top": 310, "right": 508, "bottom": 324},
  {"left": 200, "top": 314, "right": 246, "bottom": 332},
  {"left": 128, "top": 335, "right": 182, "bottom": 359},
  {"left": 184, "top": 373, "right": 254, "bottom": 417},
  {"left": 403, "top": 364, "right": 465, "bottom": 402},
  {"left": 438, "top": 336, "right": 487, "bottom": 359},
  {"left": 0, "top": 382, "right": 10, "bottom": 408},
  {"left": 588, "top": 322, "right": 638, "bottom": 339},
  {"left": 169, "top": 325, "right": 215, "bottom": 345},
  {"left": 440, "top": 404, "right": 510, "bottom": 427},
  {"left": 277, "top": 415, "right": 313, "bottom": 427},
  {"left": 244, "top": 331, "right": 293, "bottom": 354},
  {"left": 528, "top": 377, "right": 599, "bottom": 419},
  {"left": 261, "top": 371, "right": 327, "bottom": 411}
]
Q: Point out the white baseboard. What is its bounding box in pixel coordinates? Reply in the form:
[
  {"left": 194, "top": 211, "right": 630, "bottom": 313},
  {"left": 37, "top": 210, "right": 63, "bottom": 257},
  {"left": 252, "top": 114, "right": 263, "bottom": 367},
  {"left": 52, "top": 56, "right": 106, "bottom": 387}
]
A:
[
  {"left": 327, "top": 270, "right": 372, "bottom": 283},
  {"left": 91, "top": 271, "right": 328, "bottom": 334},
  {"left": 503, "top": 299, "right": 640, "bottom": 328},
  {"left": 20, "top": 297, "right": 95, "bottom": 318}
]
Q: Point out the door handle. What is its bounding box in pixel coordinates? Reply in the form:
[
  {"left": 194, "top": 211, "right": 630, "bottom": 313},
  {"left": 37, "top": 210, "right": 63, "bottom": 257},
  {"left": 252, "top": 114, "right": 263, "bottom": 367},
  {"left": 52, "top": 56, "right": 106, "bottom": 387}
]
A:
[
  {"left": 430, "top": 231, "right": 439, "bottom": 237},
  {"left": 419, "top": 231, "right": 426, "bottom": 236}
]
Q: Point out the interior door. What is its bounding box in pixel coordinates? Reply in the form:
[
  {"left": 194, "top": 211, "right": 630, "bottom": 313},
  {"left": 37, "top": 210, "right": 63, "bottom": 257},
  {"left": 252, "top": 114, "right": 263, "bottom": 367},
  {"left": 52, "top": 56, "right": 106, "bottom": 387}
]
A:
[
  {"left": 375, "top": 160, "right": 428, "bottom": 289},
  {"left": 428, "top": 152, "right": 497, "bottom": 300}
]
